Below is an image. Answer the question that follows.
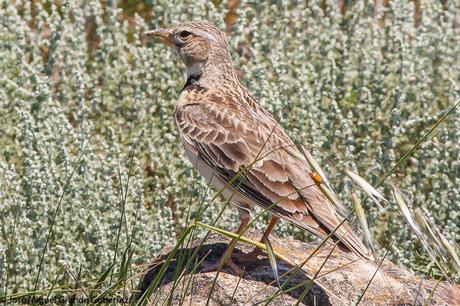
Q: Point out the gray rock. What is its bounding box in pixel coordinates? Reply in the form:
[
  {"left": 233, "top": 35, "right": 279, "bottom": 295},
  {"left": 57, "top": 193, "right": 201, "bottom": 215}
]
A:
[{"left": 137, "top": 231, "right": 460, "bottom": 305}]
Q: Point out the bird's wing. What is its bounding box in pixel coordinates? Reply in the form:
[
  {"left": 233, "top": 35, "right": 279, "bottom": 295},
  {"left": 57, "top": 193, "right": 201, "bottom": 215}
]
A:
[{"left": 175, "top": 93, "right": 370, "bottom": 259}]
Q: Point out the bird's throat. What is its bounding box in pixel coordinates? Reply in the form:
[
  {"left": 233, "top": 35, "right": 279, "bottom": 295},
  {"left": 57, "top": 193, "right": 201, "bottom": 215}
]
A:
[
  {"left": 183, "top": 59, "right": 240, "bottom": 91},
  {"left": 186, "top": 62, "right": 203, "bottom": 78}
]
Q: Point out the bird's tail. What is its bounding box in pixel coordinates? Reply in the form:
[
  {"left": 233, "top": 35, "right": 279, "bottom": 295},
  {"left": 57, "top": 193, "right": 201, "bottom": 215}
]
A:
[
  {"left": 289, "top": 213, "right": 373, "bottom": 261},
  {"left": 334, "top": 222, "right": 374, "bottom": 261}
]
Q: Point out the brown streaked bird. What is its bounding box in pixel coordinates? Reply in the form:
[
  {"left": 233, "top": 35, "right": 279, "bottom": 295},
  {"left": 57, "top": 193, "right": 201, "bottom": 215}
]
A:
[{"left": 145, "top": 21, "right": 371, "bottom": 272}]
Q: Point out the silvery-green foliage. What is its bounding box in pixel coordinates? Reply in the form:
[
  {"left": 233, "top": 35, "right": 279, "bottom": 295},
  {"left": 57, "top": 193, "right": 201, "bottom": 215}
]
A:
[{"left": 0, "top": 0, "right": 459, "bottom": 293}]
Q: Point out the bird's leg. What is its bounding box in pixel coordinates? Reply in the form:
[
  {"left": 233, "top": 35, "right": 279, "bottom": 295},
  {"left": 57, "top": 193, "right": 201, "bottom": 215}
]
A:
[
  {"left": 237, "top": 215, "right": 279, "bottom": 262},
  {"left": 259, "top": 215, "right": 280, "bottom": 242},
  {"left": 201, "top": 214, "right": 250, "bottom": 275}
]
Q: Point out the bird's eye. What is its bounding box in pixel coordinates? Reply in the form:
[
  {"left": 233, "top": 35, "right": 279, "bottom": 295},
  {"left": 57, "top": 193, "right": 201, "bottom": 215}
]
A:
[{"left": 179, "top": 31, "right": 192, "bottom": 39}]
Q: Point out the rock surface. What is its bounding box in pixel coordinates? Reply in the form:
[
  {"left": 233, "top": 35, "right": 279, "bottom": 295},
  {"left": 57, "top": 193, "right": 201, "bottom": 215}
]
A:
[{"left": 137, "top": 231, "right": 460, "bottom": 305}]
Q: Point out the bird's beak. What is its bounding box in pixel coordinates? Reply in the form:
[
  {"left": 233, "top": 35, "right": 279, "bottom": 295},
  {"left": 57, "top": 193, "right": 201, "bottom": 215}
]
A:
[{"left": 144, "top": 28, "right": 175, "bottom": 48}]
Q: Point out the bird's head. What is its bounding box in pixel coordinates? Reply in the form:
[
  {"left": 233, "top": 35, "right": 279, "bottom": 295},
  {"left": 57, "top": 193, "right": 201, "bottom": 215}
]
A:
[{"left": 145, "top": 21, "right": 235, "bottom": 80}]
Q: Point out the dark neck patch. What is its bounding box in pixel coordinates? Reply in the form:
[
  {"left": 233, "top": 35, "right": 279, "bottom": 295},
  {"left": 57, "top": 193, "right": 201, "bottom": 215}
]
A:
[{"left": 181, "top": 74, "right": 202, "bottom": 92}]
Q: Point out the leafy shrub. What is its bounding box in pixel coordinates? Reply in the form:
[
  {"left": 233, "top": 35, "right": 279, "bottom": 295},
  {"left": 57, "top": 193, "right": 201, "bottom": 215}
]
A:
[{"left": 0, "top": 0, "right": 458, "bottom": 296}]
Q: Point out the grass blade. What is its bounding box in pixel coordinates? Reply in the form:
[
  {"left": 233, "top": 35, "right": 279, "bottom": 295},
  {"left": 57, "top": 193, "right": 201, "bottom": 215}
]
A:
[
  {"left": 351, "top": 193, "right": 374, "bottom": 252},
  {"left": 423, "top": 277, "right": 443, "bottom": 306},
  {"left": 93, "top": 263, "right": 116, "bottom": 289},
  {"left": 135, "top": 225, "right": 194, "bottom": 306},
  {"left": 413, "top": 209, "right": 448, "bottom": 261},
  {"left": 33, "top": 139, "right": 91, "bottom": 291},
  {"left": 391, "top": 184, "right": 424, "bottom": 239},
  {"left": 297, "top": 145, "right": 347, "bottom": 217},
  {"left": 354, "top": 240, "right": 394, "bottom": 305},
  {"left": 265, "top": 238, "right": 280, "bottom": 287},
  {"left": 300, "top": 146, "right": 336, "bottom": 195},
  {"left": 345, "top": 170, "right": 388, "bottom": 208},
  {"left": 376, "top": 99, "right": 459, "bottom": 186},
  {"left": 438, "top": 233, "right": 460, "bottom": 273}
]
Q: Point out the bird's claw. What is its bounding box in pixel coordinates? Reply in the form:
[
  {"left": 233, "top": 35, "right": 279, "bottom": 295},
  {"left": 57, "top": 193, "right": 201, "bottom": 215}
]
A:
[{"left": 201, "top": 256, "right": 245, "bottom": 276}]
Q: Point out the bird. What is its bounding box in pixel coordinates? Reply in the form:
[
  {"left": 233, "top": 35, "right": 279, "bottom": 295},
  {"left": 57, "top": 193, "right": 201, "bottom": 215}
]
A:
[{"left": 145, "top": 20, "right": 371, "bottom": 273}]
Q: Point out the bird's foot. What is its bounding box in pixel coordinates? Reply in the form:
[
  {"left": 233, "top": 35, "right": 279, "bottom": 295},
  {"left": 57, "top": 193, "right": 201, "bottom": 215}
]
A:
[{"left": 201, "top": 255, "right": 245, "bottom": 276}]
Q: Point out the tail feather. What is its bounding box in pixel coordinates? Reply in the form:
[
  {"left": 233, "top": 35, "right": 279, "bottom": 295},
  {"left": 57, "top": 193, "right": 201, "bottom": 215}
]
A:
[
  {"left": 335, "top": 222, "right": 374, "bottom": 260},
  {"left": 288, "top": 213, "right": 373, "bottom": 261}
]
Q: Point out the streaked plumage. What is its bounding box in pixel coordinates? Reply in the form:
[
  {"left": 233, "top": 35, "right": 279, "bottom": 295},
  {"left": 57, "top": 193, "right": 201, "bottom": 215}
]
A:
[{"left": 145, "top": 20, "right": 371, "bottom": 263}]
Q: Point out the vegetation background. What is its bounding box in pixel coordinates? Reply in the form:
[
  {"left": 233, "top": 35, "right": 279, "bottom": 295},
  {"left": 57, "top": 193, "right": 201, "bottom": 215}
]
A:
[{"left": 0, "top": 0, "right": 458, "bottom": 302}]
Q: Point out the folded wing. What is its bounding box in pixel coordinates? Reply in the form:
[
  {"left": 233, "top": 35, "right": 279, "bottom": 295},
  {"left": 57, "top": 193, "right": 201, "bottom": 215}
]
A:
[{"left": 175, "top": 92, "right": 371, "bottom": 260}]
